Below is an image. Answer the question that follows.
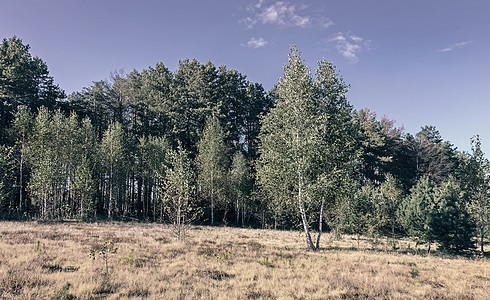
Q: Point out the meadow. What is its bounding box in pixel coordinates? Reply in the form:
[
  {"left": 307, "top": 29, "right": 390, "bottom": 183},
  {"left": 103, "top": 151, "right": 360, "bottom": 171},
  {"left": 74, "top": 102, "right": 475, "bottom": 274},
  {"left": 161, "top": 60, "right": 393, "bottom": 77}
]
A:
[{"left": 0, "top": 221, "right": 488, "bottom": 299}]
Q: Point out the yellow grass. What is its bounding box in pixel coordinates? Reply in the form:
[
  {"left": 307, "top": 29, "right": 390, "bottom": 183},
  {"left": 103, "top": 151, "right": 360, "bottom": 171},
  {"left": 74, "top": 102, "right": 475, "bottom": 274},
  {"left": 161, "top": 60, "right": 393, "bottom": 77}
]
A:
[{"left": 0, "top": 221, "right": 488, "bottom": 299}]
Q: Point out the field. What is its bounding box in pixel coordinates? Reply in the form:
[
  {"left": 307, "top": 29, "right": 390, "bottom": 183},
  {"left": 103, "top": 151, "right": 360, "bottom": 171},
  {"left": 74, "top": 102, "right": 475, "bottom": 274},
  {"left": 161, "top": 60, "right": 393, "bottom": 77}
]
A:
[{"left": 0, "top": 221, "right": 488, "bottom": 299}]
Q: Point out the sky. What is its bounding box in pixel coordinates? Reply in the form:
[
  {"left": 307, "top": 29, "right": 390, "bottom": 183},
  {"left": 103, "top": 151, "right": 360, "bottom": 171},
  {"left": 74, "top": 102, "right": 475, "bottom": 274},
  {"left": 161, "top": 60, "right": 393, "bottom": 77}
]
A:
[{"left": 1, "top": 0, "right": 490, "bottom": 155}]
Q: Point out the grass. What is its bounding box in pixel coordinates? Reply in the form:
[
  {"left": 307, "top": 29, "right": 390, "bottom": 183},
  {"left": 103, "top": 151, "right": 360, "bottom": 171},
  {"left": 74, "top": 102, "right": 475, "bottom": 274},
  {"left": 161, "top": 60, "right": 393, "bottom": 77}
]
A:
[{"left": 0, "top": 221, "right": 488, "bottom": 299}]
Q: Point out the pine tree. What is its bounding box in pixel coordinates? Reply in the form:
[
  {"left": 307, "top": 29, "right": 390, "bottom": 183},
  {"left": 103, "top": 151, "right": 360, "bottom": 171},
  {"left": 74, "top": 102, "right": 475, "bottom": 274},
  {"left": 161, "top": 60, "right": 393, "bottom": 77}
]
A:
[
  {"left": 0, "top": 36, "right": 64, "bottom": 143},
  {"left": 430, "top": 177, "right": 476, "bottom": 253},
  {"left": 399, "top": 176, "right": 437, "bottom": 252}
]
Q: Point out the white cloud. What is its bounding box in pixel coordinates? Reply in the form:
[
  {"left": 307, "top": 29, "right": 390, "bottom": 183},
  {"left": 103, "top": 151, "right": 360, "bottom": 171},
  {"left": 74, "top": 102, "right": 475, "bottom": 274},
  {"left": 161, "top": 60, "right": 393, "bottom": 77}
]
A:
[
  {"left": 321, "top": 18, "right": 334, "bottom": 29},
  {"left": 247, "top": 37, "right": 268, "bottom": 48},
  {"left": 439, "top": 41, "right": 472, "bottom": 53},
  {"left": 241, "top": 1, "right": 312, "bottom": 28},
  {"left": 329, "top": 32, "right": 368, "bottom": 63},
  {"left": 239, "top": 17, "right": 257, "bottom": 29}
]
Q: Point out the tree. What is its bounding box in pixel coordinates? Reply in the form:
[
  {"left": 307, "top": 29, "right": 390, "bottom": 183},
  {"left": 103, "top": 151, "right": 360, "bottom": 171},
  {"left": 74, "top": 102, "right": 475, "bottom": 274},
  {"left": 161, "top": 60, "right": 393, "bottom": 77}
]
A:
[
  {"left": 28, "top": 107, "right": 57, "bottom": 219},
  {"left": 196, "top": 115, "right": 228, "bottom": 225},
  {"left": 229, "top": 151, "right": 251, "bottom": 226},
  {"left": 11, "top": 105, "right": 33, "bottom": 212},
  {"left": 0, "top": 36, "right": 64, "bottom": 143},
  {"left": 345, "top": 182, "right": 376, "bottom": 249},
  {"left": 257, "top": 46, "right": 354, "bottom": 251},
  {"left": 415, "top": 126, "right": 457, "bottom": 184},
  {"left": 138, "top": 135, "right": 169, "bottom": 220},
  {"left": 355, "top": 109, "right": 391, "bottom": 185},
  {"left": 75, "top": 117, "right": 97, "bottom": 219},
  {"left": 466, "top": 135, "right": 489, "bottom": 254},
  {"left": 161, "top": 144, "right": 201, "bottom": 241},
  {"left": 399, "top": 176, "right": 437, "bottom": 253},
  {"left": 0, "top": 145, "right": 14, "bottom": 213},
  {"left": 100, "top": 122, "right": 126, "bottom": 219},
  {"left": 430, "top": 177, "right": 476, "bottom": 253},
  {"left": 171, "top": 59, "right": 219, "bottom": 151},
  {"left": 380, "top": 173, "right": 403, "bottom": 246}
]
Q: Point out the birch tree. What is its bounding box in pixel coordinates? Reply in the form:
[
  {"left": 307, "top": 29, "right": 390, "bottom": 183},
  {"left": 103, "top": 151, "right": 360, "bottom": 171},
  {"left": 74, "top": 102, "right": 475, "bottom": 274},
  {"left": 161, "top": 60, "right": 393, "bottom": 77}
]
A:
[
  {"left": 196, "top": 115, "right": 228, "bottom": 225},
  {"left": 468, "top": 135, "right": 489, "bottom": 254},
  {"left": 161, "top": 144, "right": 200, "bottom": 241},
  {"left": 257, "top": 46, "right": 354, "bottom": 251},
  {"left": 229, "top": 151, "right": 251, "bottom": 226},
  {"left": 100, "top": 122, "right": 126, "bottom": 219}
]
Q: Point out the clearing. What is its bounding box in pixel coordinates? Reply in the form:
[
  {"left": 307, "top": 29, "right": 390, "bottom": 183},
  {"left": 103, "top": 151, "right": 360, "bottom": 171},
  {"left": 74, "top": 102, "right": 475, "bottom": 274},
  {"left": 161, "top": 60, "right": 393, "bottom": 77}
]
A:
[{"left": 0, "top": 221, "right": 488, "bottom": 299}]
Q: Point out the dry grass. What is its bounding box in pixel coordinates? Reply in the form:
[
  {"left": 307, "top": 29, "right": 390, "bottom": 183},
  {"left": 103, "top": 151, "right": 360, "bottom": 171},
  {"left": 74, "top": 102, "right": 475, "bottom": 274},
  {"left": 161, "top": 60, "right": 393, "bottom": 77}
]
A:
[{"left": 0, "top": 221, "right": 488, "bottom": 299}]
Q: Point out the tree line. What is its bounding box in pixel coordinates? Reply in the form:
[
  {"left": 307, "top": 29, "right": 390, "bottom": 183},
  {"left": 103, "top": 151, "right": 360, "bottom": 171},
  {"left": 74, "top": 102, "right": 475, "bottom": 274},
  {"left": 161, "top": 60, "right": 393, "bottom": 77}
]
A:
[{"left": 0, "top": 36, "right": 488, "bottom": 253}]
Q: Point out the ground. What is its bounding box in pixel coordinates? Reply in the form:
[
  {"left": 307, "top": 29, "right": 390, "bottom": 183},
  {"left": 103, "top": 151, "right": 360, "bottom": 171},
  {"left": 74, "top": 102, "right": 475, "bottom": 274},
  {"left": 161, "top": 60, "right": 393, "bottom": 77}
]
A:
[{"left": 0, "top": 221, "right": 488, "bottom": 299}]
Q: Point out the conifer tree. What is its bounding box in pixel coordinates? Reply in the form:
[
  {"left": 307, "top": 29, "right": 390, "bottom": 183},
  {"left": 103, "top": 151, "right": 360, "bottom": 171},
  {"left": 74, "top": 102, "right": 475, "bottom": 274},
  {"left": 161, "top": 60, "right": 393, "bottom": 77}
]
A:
[
  {"left": 399, "top": 176, "right": 437, "bottom": 252},
  {"left": 430, "top": 177, "right": 476, "bottom": 253}
]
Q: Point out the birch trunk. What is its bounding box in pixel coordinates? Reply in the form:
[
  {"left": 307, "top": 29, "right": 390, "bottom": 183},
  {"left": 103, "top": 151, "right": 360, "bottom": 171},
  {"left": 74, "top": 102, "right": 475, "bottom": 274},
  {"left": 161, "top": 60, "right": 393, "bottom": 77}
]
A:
[{"left": 315, "top": 198, "right": 325, "bottom": 250}]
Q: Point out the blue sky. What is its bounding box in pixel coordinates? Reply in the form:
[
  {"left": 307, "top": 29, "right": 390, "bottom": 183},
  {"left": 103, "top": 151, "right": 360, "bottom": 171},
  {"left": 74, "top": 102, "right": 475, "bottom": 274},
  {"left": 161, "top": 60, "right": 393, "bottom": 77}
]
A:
[{"left": 1, "top": 0, "right": 490, "bottom": 155}]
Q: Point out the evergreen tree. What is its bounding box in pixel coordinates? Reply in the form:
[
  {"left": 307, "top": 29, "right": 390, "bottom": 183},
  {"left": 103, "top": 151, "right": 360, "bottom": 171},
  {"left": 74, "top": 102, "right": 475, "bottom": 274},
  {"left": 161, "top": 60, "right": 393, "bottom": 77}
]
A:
[
  {"left": 415, "top": 126, "right": 457, "bottom": 184},
  {"left": 399, "top": 176, "right": 437, "bottom": 252},
  {"left": 430, "top": 177, "right": 476, "bottom": 253},
  {"left": 171, "top": 59, "right": 219, "bottom": 152},
  {"left": 0, "top": 36, "right": 64, "bottom": 143}
]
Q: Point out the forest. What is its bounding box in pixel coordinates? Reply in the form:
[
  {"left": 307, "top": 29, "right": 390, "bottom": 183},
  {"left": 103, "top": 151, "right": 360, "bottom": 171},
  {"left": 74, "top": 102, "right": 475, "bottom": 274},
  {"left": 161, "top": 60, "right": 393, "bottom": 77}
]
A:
[{"left": 0, "top": 36, "right": 488, "bottom": 254}]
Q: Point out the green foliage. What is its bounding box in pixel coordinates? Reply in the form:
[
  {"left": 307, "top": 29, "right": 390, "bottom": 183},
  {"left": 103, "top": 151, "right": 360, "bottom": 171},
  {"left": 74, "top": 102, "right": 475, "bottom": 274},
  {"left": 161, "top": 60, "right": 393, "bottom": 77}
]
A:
[
  {"left": 100, "top": 122, "right": 127, "bottom": 219},
  {"left": 415, "top": 126, "right": 457, "bottom": 184},
  {"left": 462, "top": 135, "right": 490, "bottom": 253},
  {"left": 344, "top": 182, "right": 376, "bottom": 245},
  {"left": 229, "top": 151, "right": 252, "bottom": 226},
  {"left": 0, "top": 37, "right": 488, "bottom": 255},
  {"left": 429, "top": 177, "right": 477, "bottom": 253},
  {"left": 0, "top": 36, "right": 64, "bottom": 143},
  {"left": 0, "top": 145, "right": 14, "bottom": 211},
  {"left": 380, "top": 173, "right": 404, "bottom": 242},
  {"left": 161, "top": 144, "right": 201, "bottom": 241},
  {"left": 257, "top": 46, "right": 355, "bottom": 250},
  {"left": 196, "top": 115, "right": 229, "bottom": 224},
  {"left": 399, "top": 176, "right": 437, "bottom": 245}
]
